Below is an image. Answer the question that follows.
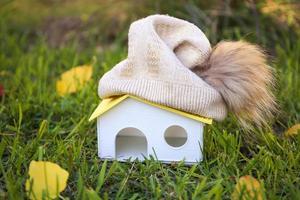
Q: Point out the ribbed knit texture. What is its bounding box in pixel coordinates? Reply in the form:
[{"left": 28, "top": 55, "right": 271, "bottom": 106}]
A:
[{"left": 99, "top": 14, "right": 227, "bottom": 120}]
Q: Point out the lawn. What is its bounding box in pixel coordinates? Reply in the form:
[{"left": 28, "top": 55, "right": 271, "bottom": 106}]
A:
[{"left": 0, "top": 1, "right": 300, "bottom": 199}]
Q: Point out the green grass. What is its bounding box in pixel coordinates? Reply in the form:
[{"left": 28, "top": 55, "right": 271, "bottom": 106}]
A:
[{"left": 1, "top": 1, "right": 300, "bottom": 199}]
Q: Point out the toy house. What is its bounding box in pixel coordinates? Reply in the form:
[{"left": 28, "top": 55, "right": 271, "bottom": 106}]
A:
[
  {"left": 88, "top": 14, "right": 275, "bottom": 164},
  {"left": 89, "top": 95, "right": 212, "bottom": 164}
]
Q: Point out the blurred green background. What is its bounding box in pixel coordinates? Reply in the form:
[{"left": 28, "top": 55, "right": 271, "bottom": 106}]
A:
[{"left": 2, "top": 0, "right": 299, "bottom": 47}]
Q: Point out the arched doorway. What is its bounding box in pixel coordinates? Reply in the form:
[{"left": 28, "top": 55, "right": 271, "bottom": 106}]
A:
[{"left": 115, "top": 127, "right": 148, "bottom": 161}]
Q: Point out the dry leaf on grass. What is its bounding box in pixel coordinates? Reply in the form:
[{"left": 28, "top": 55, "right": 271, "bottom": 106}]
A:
[
  {"left": 232, "top": 175, "right": 264, "bottom": 200},
  {"left": 284, "top": 124, "right": 300, "bottom": 137},
  {"left": 25, "top": 161, "right": 69, "bottom": 200},
  {"left": 261, "top": 0, "right": 300, "bottom": 28},
  {"left": 56, "top": 65, "right": 92, "bottom": 96},
  {"left": 0, "top": 84, "right": 4, "bottom": 97}
]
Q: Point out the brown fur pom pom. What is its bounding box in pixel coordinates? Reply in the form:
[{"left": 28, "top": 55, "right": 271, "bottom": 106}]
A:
[{"left": 194, "top": 41, "right": 276, "bottom": 128}]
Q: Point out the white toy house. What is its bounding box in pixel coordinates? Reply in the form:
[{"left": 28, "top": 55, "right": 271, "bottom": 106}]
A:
[{"left": 89, "top": 95, "right": 212, "bottom": 164}]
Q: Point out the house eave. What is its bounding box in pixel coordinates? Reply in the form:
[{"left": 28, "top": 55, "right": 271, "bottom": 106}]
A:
[{"left": 89, "top": 95, "right": 213, "bottom": 124}]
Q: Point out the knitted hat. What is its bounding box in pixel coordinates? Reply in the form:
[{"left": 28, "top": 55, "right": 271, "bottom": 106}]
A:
[
  {"left": 99, "top": 15, "right": 226, "bottom": 120},
  {"left": 99, "top": 15, "right": 276, "bottom": 126}
]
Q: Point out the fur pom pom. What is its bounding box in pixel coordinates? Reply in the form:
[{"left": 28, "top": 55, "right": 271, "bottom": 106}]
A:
[{"left": 194, "top": 41, "right": 276, "bottom": 128}]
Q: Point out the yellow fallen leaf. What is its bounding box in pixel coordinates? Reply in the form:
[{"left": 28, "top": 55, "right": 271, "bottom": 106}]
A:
[
  {"left": 232, "top": 175, "right": 264, "bottom": 200},
  {"left": 284, "top": 124, "right": 300, "bottom": 137},
  {"left": 26, "top": 161, "right": 69, "bottom": 200},
  {"left": 261, "top": 0, "right": 300, "bottom": 28},
  {"left": 56, "top": 65, "right": 92, "bottom": 96}
]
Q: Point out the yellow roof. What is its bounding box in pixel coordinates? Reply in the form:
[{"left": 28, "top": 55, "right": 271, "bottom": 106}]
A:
[{"left": 89, "top": 95, "right": 212, "bottom": 124}]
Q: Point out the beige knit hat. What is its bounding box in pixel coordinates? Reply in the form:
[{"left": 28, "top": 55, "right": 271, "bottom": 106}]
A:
[{"left": 99, "top": 15, "right": 276, "bottom": 127}]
